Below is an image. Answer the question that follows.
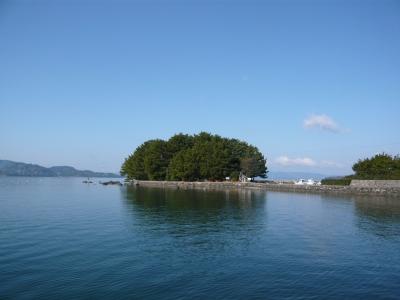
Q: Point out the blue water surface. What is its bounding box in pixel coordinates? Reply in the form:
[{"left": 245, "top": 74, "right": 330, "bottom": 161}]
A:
[{"left": 1, "top": 177, "right": 399, "bottom": 299}]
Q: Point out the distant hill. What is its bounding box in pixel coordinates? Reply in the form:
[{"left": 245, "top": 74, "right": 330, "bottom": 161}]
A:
[{"left": 0, "top": 160, "right": 120, "bottom": 178}]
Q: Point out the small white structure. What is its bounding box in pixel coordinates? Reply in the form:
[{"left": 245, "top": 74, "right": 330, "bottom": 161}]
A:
[
  {"left": 239, "top": 172, "right": 251, "bottom": 183},
  {"left": 306, "top": 179, "right": 315, "bottom": 185},
  {"left": 294, "top": 179, "right": 319, "bottom": 185}
]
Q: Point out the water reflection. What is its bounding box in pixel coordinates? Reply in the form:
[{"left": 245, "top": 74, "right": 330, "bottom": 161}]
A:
[
  {"left": 121, "top": 186, "right": 268, "bottom": 223},
  {"left": 120, "top": 187, "right": 269, "bottom": 252},
  {"left": 352, "top": 195, "right": 400, "bottom": 238},
  {"left": 123, "top": 186, "right": 266, "bottom": 209}
]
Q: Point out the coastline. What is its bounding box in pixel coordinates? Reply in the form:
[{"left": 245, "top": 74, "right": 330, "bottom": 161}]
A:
[{"left": 126, "top": 180, "right": 400, "bottom": 197}]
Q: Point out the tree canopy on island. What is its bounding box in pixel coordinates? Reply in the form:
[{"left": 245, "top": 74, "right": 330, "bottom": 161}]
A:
[
  {"left": 352, "top": 153, "right": 400, "bottom": 180},
  {"left": 121, "top": 132, "right": 267, "bottom": 181},
  {"left": 322, "top": 153, "right": 400, "bottom": 185}
]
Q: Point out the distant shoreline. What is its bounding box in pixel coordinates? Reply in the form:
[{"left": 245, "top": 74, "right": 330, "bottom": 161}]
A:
[
  {"left": 127, "top": 180, "right": 400, "bottom": 197},
  {"left": 0, "top": 175, "right": 122, "bottom": 178},
  {"left": 0, "top": 159, "right": 120, "bottom": 178}
]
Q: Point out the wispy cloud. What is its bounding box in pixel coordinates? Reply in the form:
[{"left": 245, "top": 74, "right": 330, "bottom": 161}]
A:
[
  {"left": 275, "top": 156, "right": 317, "bottom": 167},
  {"left": 275, "top": 156, "right": 344, "bottom": 168},
  {"left": 303, "top": 114, "right": 339, "bottom": 132}
]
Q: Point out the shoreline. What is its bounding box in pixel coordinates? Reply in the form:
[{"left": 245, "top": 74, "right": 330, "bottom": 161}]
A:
[{"left": 126, "top": 180, "right": 400, "bottom": 197}]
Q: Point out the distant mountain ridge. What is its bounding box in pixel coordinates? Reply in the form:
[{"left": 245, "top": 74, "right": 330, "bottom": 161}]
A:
[{"left": 0, "top": 160, "right": 120, "bottom": 178}]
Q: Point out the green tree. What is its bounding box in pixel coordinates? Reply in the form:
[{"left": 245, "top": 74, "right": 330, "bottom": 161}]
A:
[
  {"left": 143, "top": 140, "right": 170, "bottom": 180},
  {"left": 167, "top": 133, "right": 194, "bottom": 156},
  {"left": 121, "top": 132, "right": 268, "bottom": 181},
  {"left": 352, "top": 153, "right": 400, "bottom": 179},
  {"left": 167, "top": 148, "right": 200, "bottom": 181},
  {"left": 120, "top": 142, "right": 149, "bottom": 180},
  {"left": 240, "top": 156, "right": 267, "bottom": 179}
]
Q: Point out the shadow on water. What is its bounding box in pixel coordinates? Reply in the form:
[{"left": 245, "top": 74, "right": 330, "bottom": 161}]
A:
[{"left": 352, "top": 195, "right": 400, "bottom": 238}]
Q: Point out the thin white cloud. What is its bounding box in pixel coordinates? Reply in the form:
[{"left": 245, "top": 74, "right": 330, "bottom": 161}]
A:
[
  {"left": 303, "top": 114, "right": 339, "bottom": 132},
  {"left": 275, "top": 156, "right": 317, "bottom": 167},
  {"left": 275, "top": 157, "right": 344, "bottom": 168}
]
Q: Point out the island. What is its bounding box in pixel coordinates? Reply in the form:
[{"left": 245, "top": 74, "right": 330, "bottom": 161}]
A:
[{"left": 121, "top": 132, "right": 267, "bottom": 181}]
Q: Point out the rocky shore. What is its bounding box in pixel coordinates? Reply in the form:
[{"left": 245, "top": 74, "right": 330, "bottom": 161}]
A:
[{"left": 126, "top": 180, "right": 400, "bottom": 197}]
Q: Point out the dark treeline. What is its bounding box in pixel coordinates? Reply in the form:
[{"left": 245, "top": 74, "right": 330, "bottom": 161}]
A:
[
  {"left": 322, "top": 153, "right": 400, "bottom": 185},
  {"left": 121, "top": 132, "right": 267, "bottom": 181},
  {"left": 352, "top": 153, "right": 400, "bottom": 180}
]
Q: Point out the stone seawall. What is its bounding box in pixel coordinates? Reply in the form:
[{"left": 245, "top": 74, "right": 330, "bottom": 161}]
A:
[
  {"left": 350, "top": 180, "right": 400, "bottom": 189},
  {"left": 127, "top": 180, "right": 400, "bottom": 197}
]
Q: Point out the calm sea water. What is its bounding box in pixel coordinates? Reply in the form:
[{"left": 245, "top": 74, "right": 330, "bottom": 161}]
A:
[{"left": 1, "top": 177, "right": 400, "bottom": 299}]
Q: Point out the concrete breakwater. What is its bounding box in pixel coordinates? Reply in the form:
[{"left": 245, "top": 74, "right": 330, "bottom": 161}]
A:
[
  {"left": 127, "top": 180, "right": 400, "bottom": 197},
  {"left": 350, "top": 180, "right": 400, "bottom": 189}
]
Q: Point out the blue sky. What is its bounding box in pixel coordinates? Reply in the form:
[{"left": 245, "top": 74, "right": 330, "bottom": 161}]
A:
[{"left": 1, "top": 0, "right": 399, "bottom": 175}]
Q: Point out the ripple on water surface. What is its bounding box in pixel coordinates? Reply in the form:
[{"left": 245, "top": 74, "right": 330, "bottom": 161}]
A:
[{"left": 0, "top": 177, "right": 400, "bottom": 299}]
